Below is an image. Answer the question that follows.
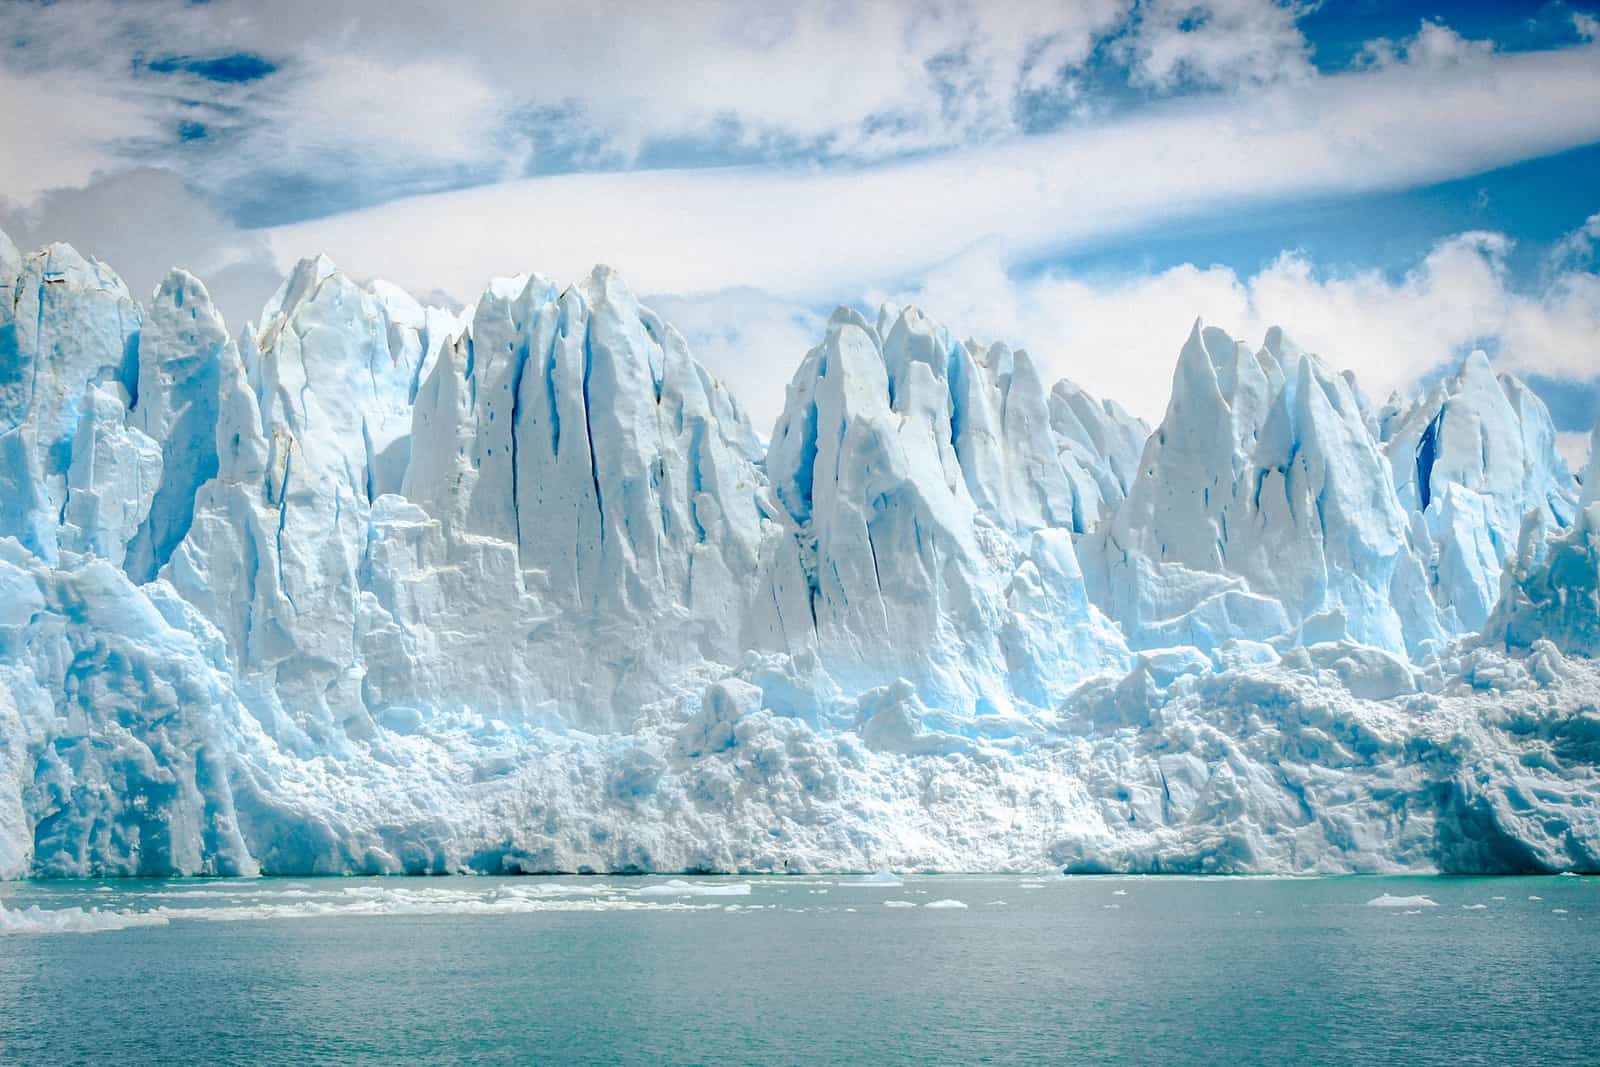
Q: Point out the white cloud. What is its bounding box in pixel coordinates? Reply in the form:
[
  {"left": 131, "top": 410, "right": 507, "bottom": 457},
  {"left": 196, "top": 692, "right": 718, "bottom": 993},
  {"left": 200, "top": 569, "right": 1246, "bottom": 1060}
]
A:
[
  {"left": 254, "top": 53, "right": 510, "bottom": 173},
  {"left": 264, "top": 43, "right": 1600, "bottom": 306},
  {"left": 1551, "top": 211, "right": 1600, "bottom": 268},
  {"left": 647, "top": 289, "right": 827, "bottom": 437},
  {"left": 1355, "top": 19, "right": 1496, "bottom": 70},
  {"left": 1576, "top": 12, "right": 1600, "bottom": 42},
  {"left": 881, "top": 229, "right": 1600, "bottom": 428},
  {"left": 0, "top": 66, "right": 160, "bottom": 201},
  {"left": 1, "top": 168, "right": 282, "bottom": 329},
  {"left": 1118, "top": 0, "right": 1314, "bottom": 90},
  {"left": 1556, "top": 431, "right": 1593, "bottom": 471},
  {"left": 0, "top": 0, "right": 1141, "bottom": 189}
]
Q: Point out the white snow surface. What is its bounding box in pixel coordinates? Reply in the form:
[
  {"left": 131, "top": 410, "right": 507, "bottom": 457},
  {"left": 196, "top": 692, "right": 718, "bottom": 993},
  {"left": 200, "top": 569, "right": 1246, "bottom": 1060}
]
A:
[{"left": 1, "top": 234, "right": 1598, "bottom": 878}]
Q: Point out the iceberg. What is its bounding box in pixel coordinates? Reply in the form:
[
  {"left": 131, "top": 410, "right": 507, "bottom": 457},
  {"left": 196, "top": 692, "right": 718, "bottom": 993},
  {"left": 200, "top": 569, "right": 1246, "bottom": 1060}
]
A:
[{"left": 1, "top": 231, "right": 1598, "bottom": 878}]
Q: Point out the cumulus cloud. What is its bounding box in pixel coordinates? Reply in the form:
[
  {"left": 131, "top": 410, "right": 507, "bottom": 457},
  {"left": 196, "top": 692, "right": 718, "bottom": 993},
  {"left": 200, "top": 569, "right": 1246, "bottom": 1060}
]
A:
[
  {"left": 1550, "top": 211, "right": 1600, "bottom": 269},
  {"left": 1, "top": 168, "right": 282, "bottom": 330},
  {"left": 1556, "top": 431, "right": 1593, "bottom": 471},
  {"left": 0, "top": 0, "right": 1147, "bottom": 204},
  {"left": 0, "top": 65, "right": 160, "bottom": 201},
  {"left": 1118, "top": 0, "right": 1314, "bottom": 90},
  {"left": 1355, "top": 19, "right": 1496, "bottom": 70},
  {"left": 646, "top": 289, "right": 827, "bottom": 437},
  {"left": 882, "top": 227, "right": 1600, "bottom": 428}
]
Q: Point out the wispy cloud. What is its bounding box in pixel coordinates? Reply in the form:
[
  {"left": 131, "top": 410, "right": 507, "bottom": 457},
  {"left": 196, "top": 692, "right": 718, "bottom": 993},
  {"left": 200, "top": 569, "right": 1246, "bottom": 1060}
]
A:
[
  {"left": 263, "top": 42, "right": 1600, "bottom": 302},
  {"left": 0, "top": 0, "right": 1447, "bottom": 222}
]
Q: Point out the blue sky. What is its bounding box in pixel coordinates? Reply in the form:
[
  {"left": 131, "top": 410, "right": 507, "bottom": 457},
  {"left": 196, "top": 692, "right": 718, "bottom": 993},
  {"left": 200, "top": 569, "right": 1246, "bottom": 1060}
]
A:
[{"left": 2, "top": 0, "right": 1597, "bottom": 448}]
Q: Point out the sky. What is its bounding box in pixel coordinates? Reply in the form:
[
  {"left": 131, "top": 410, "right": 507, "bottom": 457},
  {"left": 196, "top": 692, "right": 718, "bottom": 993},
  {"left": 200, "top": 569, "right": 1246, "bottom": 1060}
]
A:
[{"left": 3, "top": 0, "right": 1598, "bottom": 462}]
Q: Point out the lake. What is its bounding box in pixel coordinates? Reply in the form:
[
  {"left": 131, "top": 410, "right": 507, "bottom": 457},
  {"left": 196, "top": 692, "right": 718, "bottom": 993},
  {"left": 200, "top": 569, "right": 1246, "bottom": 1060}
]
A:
[{"left": 2, "top": 875, "right": 1596, "bottom": 1065}]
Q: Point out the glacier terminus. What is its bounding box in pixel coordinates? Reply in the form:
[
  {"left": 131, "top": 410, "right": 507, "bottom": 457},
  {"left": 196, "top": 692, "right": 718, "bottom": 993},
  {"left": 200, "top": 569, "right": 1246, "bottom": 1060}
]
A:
[{"left": 2, "top": 228, "right": 1598, "bottom": 880}]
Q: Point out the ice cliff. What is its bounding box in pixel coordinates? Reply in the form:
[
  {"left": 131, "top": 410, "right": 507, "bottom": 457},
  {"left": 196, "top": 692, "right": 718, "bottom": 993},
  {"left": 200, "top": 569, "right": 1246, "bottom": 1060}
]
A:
[{"left": 1, "top": 231, "right": 1597, "bottom": 878}]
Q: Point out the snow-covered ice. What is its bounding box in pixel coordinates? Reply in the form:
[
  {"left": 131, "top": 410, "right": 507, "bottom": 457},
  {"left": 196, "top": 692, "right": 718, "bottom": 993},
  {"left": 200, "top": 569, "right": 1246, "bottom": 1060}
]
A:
[
  {"left": 1367, "top": 894, "right": 1438, "bottom": 908},
  {"left": 1, "top": 233, "right": 1599, "bottom": 878}
]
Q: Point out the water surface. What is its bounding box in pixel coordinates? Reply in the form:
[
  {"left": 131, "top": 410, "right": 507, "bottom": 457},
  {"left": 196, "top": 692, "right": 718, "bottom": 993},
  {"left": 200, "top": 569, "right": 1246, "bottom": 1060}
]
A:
[{"left": 2, "top": 875, "right": 1596, "bottom": 1065}]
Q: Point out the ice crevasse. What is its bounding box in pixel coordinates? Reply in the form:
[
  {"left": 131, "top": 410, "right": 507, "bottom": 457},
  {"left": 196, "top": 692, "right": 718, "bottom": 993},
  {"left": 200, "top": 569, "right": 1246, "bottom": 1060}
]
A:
[{"left": 0, "top": 228, "right": 1597, "bottom": 879}]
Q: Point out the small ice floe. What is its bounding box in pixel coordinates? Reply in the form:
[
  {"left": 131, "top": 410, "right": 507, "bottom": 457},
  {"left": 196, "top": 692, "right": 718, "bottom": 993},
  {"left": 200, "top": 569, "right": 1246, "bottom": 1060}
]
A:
[
  {"left": 884, "top": 900, "right": 917, "bottom": 909},
  {"left": 1367, "top": 894, "right": 1438, "bottom": 908},
  {"left": 1529, "top": 895, "right": 1543, "bottom": 901},
  {"left": 1113, "top": 889, "right": 1128, "bottom": 896},
  {"left": 984, "top": 900, "right": 1007, "bottom": 906},
  {"left": 924, "top": 899, "right": 967, "bottom": 909},
  {"left": 1491, "top": 896, "right": 1506, "bottom": 901},
  {"left": 1553, "top": 908, "right": 1569, "bottom": 914},
  {"left": 1102, "top": 903, "right": 1121, "bottom": 910},
  {"left": 1462, "top": 904, "right": 1488, "bottom": 910},
  {"left": 635, "top": 880, "right": 751, "bottom": 898},
  {"left": 840, "top": 871, "right": 902, "bottom": 888},
  {"left": 1, "top": 903, "right": 169, "bottom": 935},
  {"left": 1019, "top": 882, "right": 1046, "bottom": 890}
]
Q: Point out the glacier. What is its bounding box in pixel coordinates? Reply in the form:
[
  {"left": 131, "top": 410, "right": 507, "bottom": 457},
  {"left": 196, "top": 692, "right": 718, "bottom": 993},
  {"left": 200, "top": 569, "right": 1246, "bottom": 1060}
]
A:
[{"left": 1, "top": 229, "right": 1598, "bottom": 878}]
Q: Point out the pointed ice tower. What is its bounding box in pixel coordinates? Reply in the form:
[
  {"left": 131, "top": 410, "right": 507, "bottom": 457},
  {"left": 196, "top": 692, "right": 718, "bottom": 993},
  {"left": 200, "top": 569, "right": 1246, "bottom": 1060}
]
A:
[
  {"left": 1085, "top": 320, "right": 1445, "bottom": 656},
  {"left": 367, "top": 265, "right": 773, "bottom": 732},
  {"left": 163, "top": 255, "right": 435, "bottom": 749},
  {"left": 122, "top": 270, "right": 228, "bottom": 582},
  {"left": 1381, "top": 351, "right": 1579, "bottom": 633},
  {"left": 761, "top": 306, "right": 1127, "bottom": 718},
  {"left": 0, "top": 240, "right": 144, "bottom": 562}
]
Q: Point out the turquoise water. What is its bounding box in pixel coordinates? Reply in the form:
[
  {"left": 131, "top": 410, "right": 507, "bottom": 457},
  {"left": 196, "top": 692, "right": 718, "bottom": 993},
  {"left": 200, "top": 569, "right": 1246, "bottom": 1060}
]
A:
[{"left": 2, "top": 875, "right": 1597, "bottom": 1065}]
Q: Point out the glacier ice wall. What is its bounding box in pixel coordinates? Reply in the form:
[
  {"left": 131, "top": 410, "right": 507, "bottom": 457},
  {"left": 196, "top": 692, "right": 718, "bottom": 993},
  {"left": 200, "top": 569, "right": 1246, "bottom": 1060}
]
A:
[{"left": 1, "top": 231, "right": 1597, "bottom": 877}]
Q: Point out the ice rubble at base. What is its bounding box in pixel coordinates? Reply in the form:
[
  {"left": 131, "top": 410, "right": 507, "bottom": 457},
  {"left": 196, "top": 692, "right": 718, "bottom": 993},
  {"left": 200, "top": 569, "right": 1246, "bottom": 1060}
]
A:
[{"left": 1, "top": 230, "right": 1599, "bottom": 879}]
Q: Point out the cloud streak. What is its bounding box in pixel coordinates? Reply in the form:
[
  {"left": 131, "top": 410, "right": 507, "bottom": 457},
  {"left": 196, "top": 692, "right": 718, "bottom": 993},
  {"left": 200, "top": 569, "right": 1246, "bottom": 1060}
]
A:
[{"left": 265, "top": 42, "right": 1600, "bottom": 305}]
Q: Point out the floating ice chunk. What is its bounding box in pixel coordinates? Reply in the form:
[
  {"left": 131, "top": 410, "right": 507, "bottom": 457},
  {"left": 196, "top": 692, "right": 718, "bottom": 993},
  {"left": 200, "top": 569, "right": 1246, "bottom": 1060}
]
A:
[
  {"left": 0, "top": 903, "right": 170, "bottom": 934},
  {"left": 1113, "top": 889, "right": 1128, "bottom": 896},
  {"left": 883, "top": 900, "right": 917, "bottom": 909},
  {"left": 924, "top": 899, "right": 967, "bottom": 909},
  {"left": 635, "top": 880, "right": 752, "bottom": 898},
  {"left": 840, "top": 871, "right": 903, "bottom": 888},
  {"left": 1462, "top": 904, "right": 1488, "bottom": 910},
  {"left": 1367, "top": 894, "right": 1438, "bottom": 908}
]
